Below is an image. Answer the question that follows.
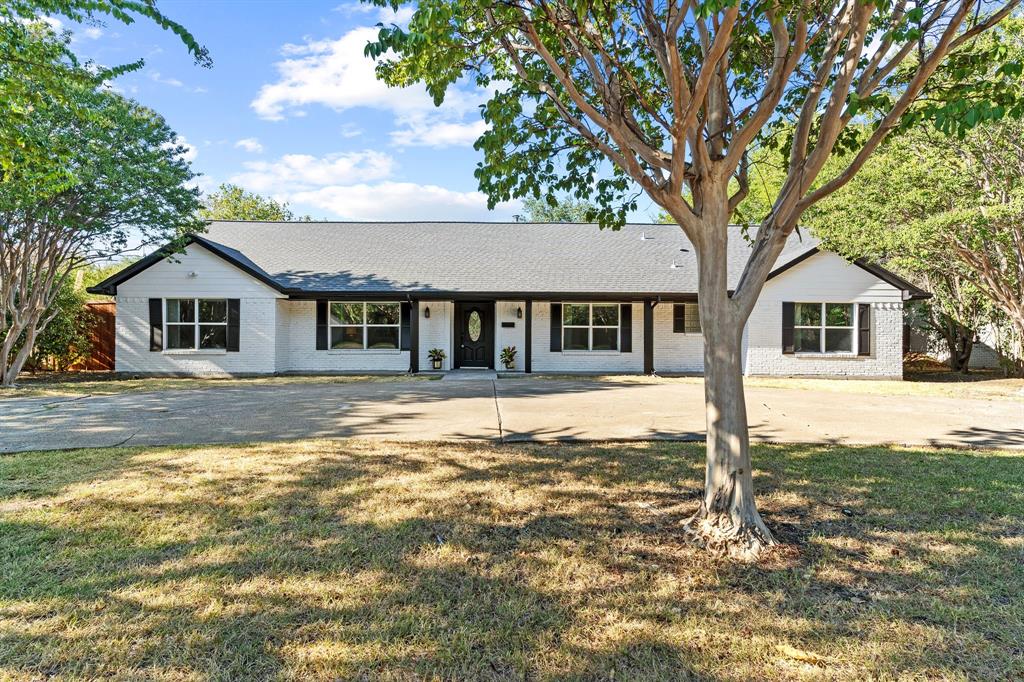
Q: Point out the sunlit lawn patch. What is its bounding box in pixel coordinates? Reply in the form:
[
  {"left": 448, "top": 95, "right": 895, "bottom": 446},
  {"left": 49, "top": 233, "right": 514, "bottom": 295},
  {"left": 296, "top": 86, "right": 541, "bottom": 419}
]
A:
[{"left": 0, "top": 440, "right": 1020, "bottom": 680}]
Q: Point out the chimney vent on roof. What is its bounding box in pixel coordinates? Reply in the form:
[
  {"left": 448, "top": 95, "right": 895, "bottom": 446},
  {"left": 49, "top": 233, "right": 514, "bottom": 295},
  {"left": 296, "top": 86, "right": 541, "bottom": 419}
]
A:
[
  {"left": 640, "top": 231, "right": 653, "bottom": 240},
  {"left": 670, "top": 260, "right": 680, "bottom": 269}
]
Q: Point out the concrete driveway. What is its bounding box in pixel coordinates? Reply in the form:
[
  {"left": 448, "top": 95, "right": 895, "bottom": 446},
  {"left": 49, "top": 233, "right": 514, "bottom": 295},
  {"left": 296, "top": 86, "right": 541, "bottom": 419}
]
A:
[{"left": 1, "top": 377, "right": 1022, "bottom": 453}]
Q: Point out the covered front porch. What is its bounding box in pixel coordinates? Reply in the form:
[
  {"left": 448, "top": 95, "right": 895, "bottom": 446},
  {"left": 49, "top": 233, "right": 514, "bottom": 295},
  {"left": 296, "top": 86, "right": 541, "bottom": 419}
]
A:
[{"left": 410, "top": 298, "right": 704, "bottom": 375}]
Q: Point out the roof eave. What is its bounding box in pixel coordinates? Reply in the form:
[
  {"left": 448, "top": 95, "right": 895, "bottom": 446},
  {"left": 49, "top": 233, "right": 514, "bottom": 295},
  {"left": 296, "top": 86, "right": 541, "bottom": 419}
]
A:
[{"left": 767, "top": 247, "right": 932, "bottom": 300}]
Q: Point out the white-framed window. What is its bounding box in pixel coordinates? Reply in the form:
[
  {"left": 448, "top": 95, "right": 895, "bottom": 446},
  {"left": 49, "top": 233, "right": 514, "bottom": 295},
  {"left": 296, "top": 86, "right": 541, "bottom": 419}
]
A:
[
  {"left": 563, "top": 302, "right": 620, "bottom": 351},
  {"left": 165, "top": 298, "right": 228, "bottom": 350},
  {"left": 794, "top": 302, "right": 855, "bottom": 353},
  {"left": 329, "top": 302, "right": 401, "bottom": 350}
]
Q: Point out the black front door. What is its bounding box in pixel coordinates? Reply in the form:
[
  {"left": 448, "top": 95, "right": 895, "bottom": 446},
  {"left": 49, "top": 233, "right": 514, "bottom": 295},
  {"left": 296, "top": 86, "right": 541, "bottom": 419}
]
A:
[{"left": 455, "top": 302, "right": 494, "bottom": 368}]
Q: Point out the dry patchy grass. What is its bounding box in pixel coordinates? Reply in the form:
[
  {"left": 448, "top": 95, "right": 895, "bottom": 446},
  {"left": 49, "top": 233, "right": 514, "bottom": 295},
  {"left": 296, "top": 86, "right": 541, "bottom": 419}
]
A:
[
  {"left": 523, "top": 372, "right": 1024, "bottom": 400},
  {"left": 0, "top": 440, "right": 1021, "bottom": 680},
  {"left": 0, "top": 373, "right": 437, "bottom": 400}
]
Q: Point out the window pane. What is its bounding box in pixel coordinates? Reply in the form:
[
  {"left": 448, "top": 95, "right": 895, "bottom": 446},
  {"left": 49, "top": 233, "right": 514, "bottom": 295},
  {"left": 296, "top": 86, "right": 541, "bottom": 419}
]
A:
[
  {"left": 563, "top": 327, "right": 589, "bottom": 350},
  {"left": 685, "top": 303, "right": 701, "bottom": 333},
  {"left": 167, "top": 299, "right": 194, "bottom": 323},
  {"left": 331, "top": 303, "right": 363, "bottom": 325},
  {"left": 330, "top": 326, "right": 363, "bottom": 349},
  {"left": 199, "top": 299, "right": 227, "bottom": 323},
  {"left": 794, "top": 302, "right": 820, "bottom": 327},
  {"left": 467, "top": 310, "right": 482, "bottom": 342},
  {"left": 199, "top": 324, "right": 227, "bottom": 349},
  {"left": 592, "top": 304, "right": 619, "bottom": 326},
  {"left": 563, "top": 304, "right": 589, "bottom": 326},
  {"left": 166, "top": 324, "right": 195, "bottom": 349},
  {"left": 367, "top": 326, "right": 399, "bottom": 349},
  {"left": 794, "top": 328, "right": 821, "bottom": 353},
  {"left": 825, "top": 303, "right": 853, "bottom": 327},
  {"left": 367, "top": 303, "right": 400, "bottom": 325},
  {"left": 592, "top": 327, "right": 618, "bottom": 351},
  {"left": 825, "top": 329, "right": 853, "bottom": 352}
]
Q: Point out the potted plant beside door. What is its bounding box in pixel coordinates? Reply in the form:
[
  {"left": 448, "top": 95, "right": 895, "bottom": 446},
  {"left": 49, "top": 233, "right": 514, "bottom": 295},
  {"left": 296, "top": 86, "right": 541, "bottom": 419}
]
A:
[
  {"left": 500, "top": 345, "right": 517, "bottom": 371},
  {"left": 428, "top": 348, "right": 446, "bottom": 370}
]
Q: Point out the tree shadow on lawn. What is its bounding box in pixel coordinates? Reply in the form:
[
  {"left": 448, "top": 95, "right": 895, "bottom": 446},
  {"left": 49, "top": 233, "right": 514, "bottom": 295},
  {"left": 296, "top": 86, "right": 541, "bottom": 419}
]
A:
[{"left": 0, "top": 440, "right": 1021, "bottom": 680}]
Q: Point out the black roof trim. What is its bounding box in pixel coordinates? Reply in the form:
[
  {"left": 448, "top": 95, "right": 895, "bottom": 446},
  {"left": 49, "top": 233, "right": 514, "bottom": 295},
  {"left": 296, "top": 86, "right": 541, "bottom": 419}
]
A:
[
  {"left": 86, "top": 235, "right": 294, "bottom": 296},
  {"left": 766, "top": 247, "right": 931, "bottom": 300}
]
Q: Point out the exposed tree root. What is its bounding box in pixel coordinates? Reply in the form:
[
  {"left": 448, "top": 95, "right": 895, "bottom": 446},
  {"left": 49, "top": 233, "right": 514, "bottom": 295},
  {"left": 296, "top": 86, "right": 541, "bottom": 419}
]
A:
[{"left": 683, "top": 507, "right": 777, "bottom": 562}]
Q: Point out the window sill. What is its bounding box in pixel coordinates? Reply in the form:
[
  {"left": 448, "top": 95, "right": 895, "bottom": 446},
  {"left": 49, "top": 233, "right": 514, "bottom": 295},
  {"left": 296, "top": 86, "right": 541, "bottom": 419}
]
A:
[
  {"left": 163, "top": 349, "right": 228, "bottom": 356},
  {"left": 792, "top": 352, "right": 861, "bottom": 359},
  {"left": 561, "top": 350, "right": 621, "bottom": 356},
  {"left": 326, "top": 349, "right": 403, "bottom": 355}
]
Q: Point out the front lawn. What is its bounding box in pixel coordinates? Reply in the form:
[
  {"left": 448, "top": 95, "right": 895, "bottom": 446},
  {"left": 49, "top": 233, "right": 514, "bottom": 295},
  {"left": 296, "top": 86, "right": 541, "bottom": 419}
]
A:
[
  {"left": 0, "top": 372, "right": 437, "bottom": 400},
  {"left": 1, "top": 440, "right": 1020, "bottom": 680}
]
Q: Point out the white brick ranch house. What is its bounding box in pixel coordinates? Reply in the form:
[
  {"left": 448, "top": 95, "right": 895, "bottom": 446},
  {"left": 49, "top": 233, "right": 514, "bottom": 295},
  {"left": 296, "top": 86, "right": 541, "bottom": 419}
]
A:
[{"left": 87, "top": 221, "right": 928, "bottom": 378}]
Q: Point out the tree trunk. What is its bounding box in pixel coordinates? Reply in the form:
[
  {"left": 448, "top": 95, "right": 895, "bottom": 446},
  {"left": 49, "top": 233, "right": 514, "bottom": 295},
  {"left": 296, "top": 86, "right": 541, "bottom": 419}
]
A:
[
  {"left": 943, "top": 320, "right": 974, "bottom": 373},
  {"left": 682, "top": 212, "right": 776, "bottom": 560}
]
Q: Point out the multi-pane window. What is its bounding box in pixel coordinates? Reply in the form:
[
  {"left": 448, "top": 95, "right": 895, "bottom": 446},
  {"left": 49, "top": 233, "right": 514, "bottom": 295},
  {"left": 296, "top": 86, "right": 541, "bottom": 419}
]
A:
[
  {"left": 673, "top": 302, "right": 701, "bottom": 333},
  {"left": 563, "top": 303, "right": 619, "bottom": 351},
  {"left": 329, "top": 302, "right": 401, "bottom": 350},
  {"left": 165, "top": 299, "right": 227, "bottom": 350},
  {"left": 794, "top": 302, "right": 855, "bottom": 353}
]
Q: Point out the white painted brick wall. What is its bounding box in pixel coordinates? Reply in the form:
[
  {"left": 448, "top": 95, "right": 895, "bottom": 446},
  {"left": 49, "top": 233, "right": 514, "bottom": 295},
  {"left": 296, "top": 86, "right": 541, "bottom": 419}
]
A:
[
  {"left": 530, "top": 301, "right": 644, "bottom": 373},
  {"left": 743, "top": 251, "right": 904, "bottom": 378},
  {"left": 653, "top": 303, "right": 704, "bottom": 373},
  {"left": 495, "top": 300, "right": 527, "bottom": 371},
  {"left": 418, "top": 300, "right": 454, "bottom": 370},
  {"left": 115, "top": 296, "right": 278, "bottom": 375},
  {"left": 276, "top": 300, "right": 409, "bottom": 373},
  {"left": 114, "top": 243, "right": 282, "bottom": 375}
]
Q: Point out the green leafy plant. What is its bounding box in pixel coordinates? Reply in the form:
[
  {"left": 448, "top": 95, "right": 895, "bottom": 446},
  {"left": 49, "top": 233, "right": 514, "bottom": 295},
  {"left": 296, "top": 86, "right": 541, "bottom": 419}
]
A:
[
  {"left": 363, "top": 0, "right": 1020, "bottom": 559},
  {"left": 500, "top": 346, "right": 517, "bottom": 370},
  {"left": 427, "top": 348, "right": 446, "bottom": 369}
]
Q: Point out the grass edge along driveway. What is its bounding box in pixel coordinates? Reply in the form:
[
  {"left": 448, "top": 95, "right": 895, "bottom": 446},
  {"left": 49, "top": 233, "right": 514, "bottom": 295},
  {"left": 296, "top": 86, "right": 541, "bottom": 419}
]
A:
[{"left": 1, "top": 439, "right": 1021, "bottom": 681}]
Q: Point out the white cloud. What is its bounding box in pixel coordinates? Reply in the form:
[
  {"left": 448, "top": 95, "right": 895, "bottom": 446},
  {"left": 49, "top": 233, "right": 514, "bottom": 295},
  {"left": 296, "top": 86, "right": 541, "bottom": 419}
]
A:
[
  {"left": 292, "top": 182, "right": 518, "bottom": 221},
  {"left": 81, "top": 26, "right": 103, "bottom": 40},
  {"left": 251, "top": 25, "right": 484, "bottom": 150},
  {"left": 235, "top": 137, "right": 264, "bottom": 153},
  {"left": 150, "top": 71, "right": 184, "bottom": 88},
  {"left": 228, "top": 150, "right": 394, "bottom": 194},
  {"left": 390, "top": 117, "right": 487, "bottom": 148},
  {"left": 163, "top": 136, "right": 198, "bottom": 163}
]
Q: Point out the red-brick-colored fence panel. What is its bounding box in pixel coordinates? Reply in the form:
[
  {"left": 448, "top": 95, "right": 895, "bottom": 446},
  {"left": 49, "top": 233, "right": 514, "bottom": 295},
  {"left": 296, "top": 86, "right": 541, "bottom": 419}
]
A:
[{"left": 72, "top": 301, "right": 116, "bottom": 371}]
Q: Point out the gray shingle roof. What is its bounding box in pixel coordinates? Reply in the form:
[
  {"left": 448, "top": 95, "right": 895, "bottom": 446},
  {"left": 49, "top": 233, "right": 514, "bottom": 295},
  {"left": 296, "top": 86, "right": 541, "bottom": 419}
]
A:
[{"left": 197, "top": 221, "right": 819, "bottom": 296}]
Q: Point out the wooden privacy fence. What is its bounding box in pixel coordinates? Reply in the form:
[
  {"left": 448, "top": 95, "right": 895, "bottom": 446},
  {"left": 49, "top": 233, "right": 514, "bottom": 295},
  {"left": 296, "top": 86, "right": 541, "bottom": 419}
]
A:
[{"left": 71, "top": 301, "right": 116, "bottom": 371}]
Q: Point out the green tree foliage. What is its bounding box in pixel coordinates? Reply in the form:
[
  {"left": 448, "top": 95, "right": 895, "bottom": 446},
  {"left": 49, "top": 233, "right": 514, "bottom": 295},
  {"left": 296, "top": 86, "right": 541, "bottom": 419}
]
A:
[
  {"left": 1, "top": 78, "right": 202, "bottom": 385},
  {"left": 24, "top": 279, "right": 94, "bottom": 372},
  {"left": 199, "top": 184, "right": 312, "bottom": 222},
  {"left": 1, "top": 0, "right": 209, "bottom": 179},
  {"left": 742, "top": 21, "right": 1024, "bottom": 373},
  {"left": 362, "top": 0, "right": 1021, "bottom": 557},
  {"left": 522, "top": 195, "right": 596, "bottom": 222}
]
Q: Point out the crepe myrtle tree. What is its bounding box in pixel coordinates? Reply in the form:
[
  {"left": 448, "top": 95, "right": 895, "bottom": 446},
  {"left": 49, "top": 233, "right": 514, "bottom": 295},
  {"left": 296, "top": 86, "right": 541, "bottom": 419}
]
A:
[
  {"left": 0, "top": 82, "right": 202, "bottom": 387},
  {"left": 365, "top": 0, "right": 1021, "bottom": 558}
]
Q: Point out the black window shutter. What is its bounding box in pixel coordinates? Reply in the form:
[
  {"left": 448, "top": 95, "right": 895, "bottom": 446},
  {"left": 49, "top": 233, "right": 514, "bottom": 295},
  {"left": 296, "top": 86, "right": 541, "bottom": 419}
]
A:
[
  {"left": 226, "top": 299, "right": 240, "bottom": 352},
  {"left": 673, "top": 304, "right": 686, "bottom": 333},
  {"left": 550, "top": 303, "right": 562, "bottom": 352},
  {"left": 620, "top": 303, "right": 632, "bottom": 352},
  {"left": 316, "top": 300, "right": 328, "bottom": 350},
  {"left": 149, "top": 298, "right": 163, "bottom": 351},
  {"left": 400, "top": 302, "right": 412, "bottom": 351},
  {"left": 782, "top": 302, "right": 795, "bottom": 354},
  {"left": 858, "top": 303, "right": 871, "bottom": 356}
]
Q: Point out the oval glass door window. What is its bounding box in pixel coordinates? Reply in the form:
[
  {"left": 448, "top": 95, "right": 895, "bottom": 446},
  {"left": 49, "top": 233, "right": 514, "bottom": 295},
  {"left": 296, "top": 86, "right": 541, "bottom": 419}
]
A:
[{"left": 467, "top": 311, "right": 482, "bottom": 341}]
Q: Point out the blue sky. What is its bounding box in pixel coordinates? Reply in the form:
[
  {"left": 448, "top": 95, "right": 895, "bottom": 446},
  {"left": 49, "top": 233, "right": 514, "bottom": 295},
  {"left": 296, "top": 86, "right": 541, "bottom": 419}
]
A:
[{"left": 60, "top": 0, "right": 560, "bottom": 221}]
